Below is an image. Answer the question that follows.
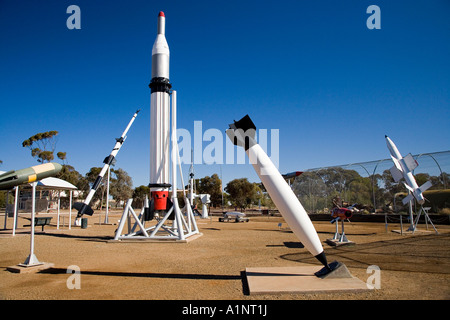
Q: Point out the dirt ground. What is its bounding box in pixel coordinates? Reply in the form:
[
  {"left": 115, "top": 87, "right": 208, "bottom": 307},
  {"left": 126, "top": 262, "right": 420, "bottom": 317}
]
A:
[{"left": 0, "top": 210, "right": 449, "bottom": 300}]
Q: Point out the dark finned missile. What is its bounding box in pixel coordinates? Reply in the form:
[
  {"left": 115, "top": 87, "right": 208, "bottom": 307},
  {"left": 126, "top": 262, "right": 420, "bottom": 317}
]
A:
[
  {"left": 282, "top": 171, "right": 303, "bottom": 179},
  {"left": 0, "top": 162, "right": 62, "bottom": 190}
]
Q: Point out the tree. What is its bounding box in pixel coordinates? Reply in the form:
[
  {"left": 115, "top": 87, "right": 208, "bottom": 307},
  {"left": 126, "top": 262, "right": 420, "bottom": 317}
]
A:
[
  {"left": 56, "top": 164, "right": 88, "bottom": 193},
  {"left": 22, "top": 131, "right": 61, "bottom": 163},
  {"left": 133, "top": 185, "right": 150, "bottom": 208},
  {"left": 57, "top": 152, "right": 67, "bottom": 165},
  {"left": 195, "top": 173, "right": 223, "bottom": 207},
  {"left": 225, "top": 178, "right": 259, "bottom": 210},
  {"left": 85, "top": 167, "right": 107, "bottom": 209},
  {"left": 110, "top": 168, "right": 133, "bottom": 208}
]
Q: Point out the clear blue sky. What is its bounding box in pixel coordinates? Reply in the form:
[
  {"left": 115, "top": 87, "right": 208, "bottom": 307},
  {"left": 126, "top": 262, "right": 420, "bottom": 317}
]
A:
[{"left": 1, "top": 0, "right": 449, "bottom": 189}]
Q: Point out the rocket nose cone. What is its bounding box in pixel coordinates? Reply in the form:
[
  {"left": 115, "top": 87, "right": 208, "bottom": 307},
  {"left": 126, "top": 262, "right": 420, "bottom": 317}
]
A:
[
  {"left": 52, "top": 162, "right": 63, "bottom": 172},
  {"left": 159, "top": 11, "right": 165, "bottom": 17}
]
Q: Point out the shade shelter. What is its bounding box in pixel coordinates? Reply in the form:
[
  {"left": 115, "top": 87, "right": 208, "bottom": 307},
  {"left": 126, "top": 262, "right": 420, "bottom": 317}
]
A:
[{"left": 6, "top": 177, "right": 78, "bottom": 235}]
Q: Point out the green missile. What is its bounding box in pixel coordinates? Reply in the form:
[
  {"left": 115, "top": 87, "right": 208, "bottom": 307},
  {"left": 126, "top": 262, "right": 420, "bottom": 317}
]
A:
[{"left": 0, "top": 162, "right": 62, "bottom": 190}]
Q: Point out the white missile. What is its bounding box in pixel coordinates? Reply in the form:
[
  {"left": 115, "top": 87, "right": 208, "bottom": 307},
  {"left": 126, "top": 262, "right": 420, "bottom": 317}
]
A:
[
  {"left": 385, "top": 135, "right": 432, "bottom": 205},
  {"left": 73, "top": 109, "right": 140, "bottom": 217},
  {"left": 227, "top": 115, "right": 334, "bottom": 276},
  {"left": 149, "top": 11, "right": 172, "bottom": 212}
]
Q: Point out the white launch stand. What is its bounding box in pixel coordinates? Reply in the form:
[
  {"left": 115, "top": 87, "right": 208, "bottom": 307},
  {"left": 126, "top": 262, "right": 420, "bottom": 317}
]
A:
[
  {"left": 412, "top": 206, "right": 438, "bottom": 234},
  {"left": 406, "top": 196, "right": 415, "bottom": 232},
  {"left": 114, "top": 91, "right": 199, "bottom": 241},
  {"left": 326, "top": 219, "right": 353, "bottom": 247}
]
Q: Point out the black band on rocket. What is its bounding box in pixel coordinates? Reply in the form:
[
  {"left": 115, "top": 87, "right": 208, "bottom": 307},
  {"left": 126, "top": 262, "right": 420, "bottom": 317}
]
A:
[
  {"left": 92, "top": 176, "right": 103, "bottom": 190},
  {"left": 148, "top": 183, "right": 172, "bottom": 188},
  {"left": 149, "top": 77, "right": 172, "bottom": 94},
  {"left": 103, "top": 155, "right": 116, "bottom": 165}
]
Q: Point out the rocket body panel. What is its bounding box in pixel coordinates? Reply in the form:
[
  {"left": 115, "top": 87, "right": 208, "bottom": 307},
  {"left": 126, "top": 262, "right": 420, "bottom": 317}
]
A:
[
  {"left": 151, "top": 53, "right": 170, "bottom": 80},
  {"left": 246, "top": 143, "right": 324, "bottom": 256},
  {"left": 150, "top": 91, "right": 171, "bottom": 189},
  {"left": 151, "top": 13, "right": 170, "bottom": 80}
]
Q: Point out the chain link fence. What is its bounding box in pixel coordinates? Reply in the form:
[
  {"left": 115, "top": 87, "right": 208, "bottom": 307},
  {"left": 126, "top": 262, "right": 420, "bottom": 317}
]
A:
[{"left": 292, "top": 150, "right": 450, "bottom": 215}]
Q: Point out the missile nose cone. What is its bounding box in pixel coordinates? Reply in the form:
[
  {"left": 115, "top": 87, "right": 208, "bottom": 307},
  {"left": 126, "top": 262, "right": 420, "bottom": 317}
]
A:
[
  {"left": 159, "top": 11, "right": 165, "bottom": 17},
  {"left": 53, "top": 162, "right": 63, "bottom": 172}
]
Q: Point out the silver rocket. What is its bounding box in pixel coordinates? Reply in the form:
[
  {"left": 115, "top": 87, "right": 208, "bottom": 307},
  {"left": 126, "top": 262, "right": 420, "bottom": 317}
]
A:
[
  {"left": 149, "top": 11, "right": 172, "bottom": 211},
  {"left": 385, "top": 135, "right": 432, "bottom": 205}
]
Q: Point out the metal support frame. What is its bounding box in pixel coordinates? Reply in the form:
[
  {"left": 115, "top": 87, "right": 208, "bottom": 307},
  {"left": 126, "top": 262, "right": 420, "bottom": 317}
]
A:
[
  {"left": 114, "top": 90, "right": 199, "bottom": 241},
  {"left": 331, "top": 218, "right": 350, "bottom": 243},
  {"left": 412, "top": 206, "right": 438, "bottom": 234}
]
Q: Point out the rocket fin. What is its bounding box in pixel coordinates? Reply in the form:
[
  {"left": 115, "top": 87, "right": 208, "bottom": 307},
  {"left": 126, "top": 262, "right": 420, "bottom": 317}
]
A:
[
  {"left": 403, "top": 153, "right": 418, "bottom": 172},
  {"left": 402, "top": 193, "right": 414, "bottom": 205},
  {"left": 389, "top": 165, "right": 403, "bottom": 183},
  {"left": 418, "top": 180, "right": 432, "bottom": 193},
  {"left": 73, "top": 202, "right": 94, "bottom": 216}
]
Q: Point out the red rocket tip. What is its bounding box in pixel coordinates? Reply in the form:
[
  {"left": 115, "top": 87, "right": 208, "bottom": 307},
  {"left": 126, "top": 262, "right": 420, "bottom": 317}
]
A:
[{"left": 159, "top": 11, "right": 165, "bottom": 17}]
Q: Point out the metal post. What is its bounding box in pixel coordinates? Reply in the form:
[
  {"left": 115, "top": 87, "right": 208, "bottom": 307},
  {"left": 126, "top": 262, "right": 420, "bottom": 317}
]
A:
[
  {"left": 57, "top": 191, "right": 61, "bottom": 229},
  {"left": 21, "top": 182, "right": 42, "bottom": 266},
  {"left": 407, "top": 197, "right": 415, "bottom": 232},
  {"left": 333, "top": 220, "right": 340, "bottom": 240},
  {"left": 400, "top": 214, "right": 403, "bottom": 235},
  {"left": 4, "top": 190, "right": 9, "bottom": 229},
  {"left": 69, "top": 190, "right": 72, "bottom": 230},
  {"left": 105, "top": 166, "right": 110, "bottom": 224},
  {"left": 12, "top": 186, "right": 19, "bottom": 236}
]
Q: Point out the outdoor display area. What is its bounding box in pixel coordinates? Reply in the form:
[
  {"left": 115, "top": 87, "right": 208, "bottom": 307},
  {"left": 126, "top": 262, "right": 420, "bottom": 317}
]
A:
[{"left": 1, "top": 210, "right": 449, "bottom": 300}]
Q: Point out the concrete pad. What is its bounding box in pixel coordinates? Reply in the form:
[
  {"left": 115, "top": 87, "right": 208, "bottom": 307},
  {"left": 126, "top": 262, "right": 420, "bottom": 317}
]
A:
[
  {"left": 325, "top": 238, "right": 355, "bottom": 247},
  {"left": 7, "top": 262, "right": 54, "bottom": 274},
  {"left": 107, "top": 233, "right": 203, "bottom": 243},
  {"left": 392, "top": 229, "right": 434, "bottom": 235},
  {"left": 245, "top": 265, "right": 369, "bottom": 295}
]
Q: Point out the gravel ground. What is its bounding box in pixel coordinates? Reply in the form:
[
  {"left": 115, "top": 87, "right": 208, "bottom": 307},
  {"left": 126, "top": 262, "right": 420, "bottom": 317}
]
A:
[{"left": 0, "top": 210, "right": 449, "bottom": 300}]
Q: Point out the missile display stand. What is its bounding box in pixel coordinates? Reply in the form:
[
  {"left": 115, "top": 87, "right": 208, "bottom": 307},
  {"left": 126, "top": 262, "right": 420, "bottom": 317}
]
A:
[
  {"left": 411, "top": 206, "right": 438, "bottom": 234},
  {"left": 113, "top": 91, "right": 200, "bottom": 242},
  {"left": 7, "top": 182, "right": 54, "bottom": 273},
  {"left": 326, "top": 218, "right": 354, "bottom": 247}
]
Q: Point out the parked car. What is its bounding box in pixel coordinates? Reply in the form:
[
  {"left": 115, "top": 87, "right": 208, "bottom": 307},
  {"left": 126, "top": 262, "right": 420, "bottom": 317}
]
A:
[{"left": 219, "top": 211, "right": 249, "bottom": 223}]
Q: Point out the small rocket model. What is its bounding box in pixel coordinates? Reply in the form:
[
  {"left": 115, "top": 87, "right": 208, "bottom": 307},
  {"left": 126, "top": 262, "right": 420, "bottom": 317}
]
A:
[
  {"left": 148, "top": 11, "right": 172, "bottom": 215},
  {"left": 73, "top": 110, "right": 140, "bottom": 218},
  {"left": 227, "top": 115, "right": 334, "bottom": 276},
  {"left": 385, "top": 135, "right": 432, "bottom": 205},
  {"left": 282, "top": 171, "right": 303, "bottom": 180}
]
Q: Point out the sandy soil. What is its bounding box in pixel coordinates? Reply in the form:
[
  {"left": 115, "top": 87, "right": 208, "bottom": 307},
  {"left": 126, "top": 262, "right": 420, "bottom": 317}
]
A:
[{"left": 0, "top": 210, "right": 449, "bottom": 300}]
